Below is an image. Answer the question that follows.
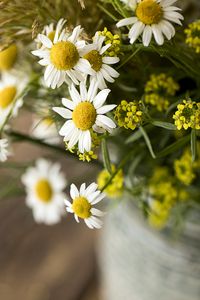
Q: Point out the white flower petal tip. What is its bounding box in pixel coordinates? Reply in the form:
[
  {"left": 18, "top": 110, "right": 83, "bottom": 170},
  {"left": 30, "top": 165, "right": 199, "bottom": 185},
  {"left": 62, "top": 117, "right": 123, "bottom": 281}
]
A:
[
  {"left": 0, "top": 139, "right": 10, "bottom": 162},
  {"left": 64, "top": 182, "right": 106, "bottom": 229},
  {"left": 22, "top": 158, "right": 67, "bottom": 225},
  {"left": 117, "top": 0, "right": 183, "bottom": 46},
  {"left": 53, "top": 81, "right": 116, "bottom": 153}
]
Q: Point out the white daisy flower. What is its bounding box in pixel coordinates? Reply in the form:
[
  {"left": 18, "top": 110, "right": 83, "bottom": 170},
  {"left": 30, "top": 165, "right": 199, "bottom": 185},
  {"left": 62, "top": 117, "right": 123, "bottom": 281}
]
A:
[
  {"left": 82, "top": 32, "right": 120, "bottom": 90},
  {"left": 0, "top": 138, "right": 10, "bottom": 162},
  {"left": 117, "top": 0, "right": 184, "bottom": 46},
  {"left": 53, "top": 80, "right": 116, "bottom": 153},
  {"left": 32, "top": 19, "right": 93, "bottom": 89},
  {"left": 22, "top": 159, "right": 67, "bottom": 225},
  {"left": 65, "top": 182, "right": 105, "bottom": 229},
  {"left": 32, "top": 117, "right": 60, "bottom": 145},
  {"left": 0, "top": 73, "right": 26, "bottom": 128}
]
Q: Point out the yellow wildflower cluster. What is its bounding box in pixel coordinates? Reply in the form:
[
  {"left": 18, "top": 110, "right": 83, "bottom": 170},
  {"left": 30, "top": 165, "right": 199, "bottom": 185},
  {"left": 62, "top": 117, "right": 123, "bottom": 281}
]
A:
[
  {"left": 79, "top": 151, "right": 97, "bottom": 162},
  {"left": 114, "top": 100, "right": 143, "bottom": 130},
  {"left": 97, "top": 164, "right": 124, "bottom": 198},
  {"left": 98, "top": 27, "right": 121, "bottom": 57},
  {"left": 144, "top": 74, "right": 179, "bottom": 111},
  {"left": 185, "top": 20, "right": 200, "bottom": 53},
  {"left": 174, "top": 146, "right": 200, "bottom": 185},
  {"left": 173, "top": 99, "right": 200, "bottom": 130},
  {"left": 148, "top": 167, "right": 178, "bottom": 229}
]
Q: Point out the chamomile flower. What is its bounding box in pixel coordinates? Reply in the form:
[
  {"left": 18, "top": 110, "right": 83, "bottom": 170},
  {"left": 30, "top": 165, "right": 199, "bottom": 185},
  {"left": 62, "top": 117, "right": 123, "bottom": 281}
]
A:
[
  {"left": 0, "top": 138, "right": 10, "bottom": 162},
  {"left": 53, "top": 80, "right": 116, "bottom": 153},
  {"left": 22, "top": 159, "right": 67, "bottom": 225},
  {"left": 83, "top": 32, "right": 120, "bottom": 89},
  {"left": 32, "top": 117, "right": 60, "bottom": 145},
  {"left": 117, "top": 0, "right": 183, "bottom": 46},
  {"left": 32, "top": 19, "right": 93, "bottom": 89},
  {"left": 0, "top": 73, "right": 26, "bottom": 128},
  {"left": 65, "top": 182, "right": 105, "bottom": 229}
]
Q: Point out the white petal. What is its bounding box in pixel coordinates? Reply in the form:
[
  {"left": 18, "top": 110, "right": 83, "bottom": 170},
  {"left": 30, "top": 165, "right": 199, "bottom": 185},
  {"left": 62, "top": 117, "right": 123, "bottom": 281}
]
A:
[
  {"left": 97, "top": 104, "right": 116, "bottom": 114},
  {"left": 91, "top": 208, "right": 105, "bottom": 217},
  {"left": 99, "top": 44, "right": 111, "bottom": 55},
  {"left": 82, "top": 130, "right": 92, "bottom": 152},
  {"left": 102, "top": 57, "right": 120, "bottom": 65},
  {"left": 38, "top": 34, "right": 53, "bottom": 48},
  {"left": 62, "top": 98, "right": 75, "bottom": 110},
  {"left": 152, "top": 24, "right": 164, "bottom": 45},
  {"left": 91, "top": 192, "right": 106, "bottom": 205},
  {"left": 97, "top": 72, "right": 107, "bottom": 90},
  {"left": 116, "top": 17, "right": 138, "bottom": 28},
  {"left": 87, "top": 79, "right": 98, "bottom": 101},
  {"left": 142, "top": 25, "right": 152, "bottom": 47},
  {"left": 93, "top": 89, "right": 111, "bottom": 109},
  {"left": 129, "top": 21, "right": 145, "bottom": 44},
  {"left": 69, "top": 84, "right": 81, "bottom": 104},
  {"left": 102, "top": 64, "right": 119, "bottom": 78},
  {"left": 68, "top": 128, "right": 80, "bottom": 148},
  {"left": 59, "top": 120, "right": 74, "bottom": 137},
  {"left": 64, "top": 199, "right": 72, "bottom": 207},
  {"left": 53, "top": 107, "right": 72, "bottom": 119},
  {"left": 96, "top": 115, "right": 116, "bottom": 129},
  {"left": 80, "top": 183, "right": 86, "bottom": 196},
  {"left": 84, "top": 218, "right": 94, "bottom": 229},
  {"left": 70, "top": 183, "right": 79, "bottom": 199},
  {"left": 100, "top": 69, "right": 115, "bottom": 83},
  {"left": 85, "top": 182, "right": 98, "bottom": 197},
  {"left": 80, "top": 82, "right": 88, "bottom": 101}
]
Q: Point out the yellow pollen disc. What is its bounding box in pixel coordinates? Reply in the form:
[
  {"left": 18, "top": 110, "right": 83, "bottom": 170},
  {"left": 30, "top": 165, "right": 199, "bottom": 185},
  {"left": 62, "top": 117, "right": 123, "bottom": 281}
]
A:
[
  {"left": 136, "top": 0, "right": 163, "bottom": 25},
  {"left": 72, "top": 102, "right": 96, "bottom": 131},
  {"left": 0, "top": 44, "right": 18, "bottom": 71},
  {"left": 0, "top": 86, "right": 17, "bottom": 109},
  {"left": 84, "top": 50, "right": 102, "bottom": 72},
  {"left": 35, "top": 179, "right": 53, "bottom": 203},
  {"left": 48, "top": 31, "right": 55, "bottom": 42},
  {"left": 72, "top": 196, "right": 91, "bottom": 219},
  {"left": 50, "top": 41, "right": 79, "bottom": 70}
]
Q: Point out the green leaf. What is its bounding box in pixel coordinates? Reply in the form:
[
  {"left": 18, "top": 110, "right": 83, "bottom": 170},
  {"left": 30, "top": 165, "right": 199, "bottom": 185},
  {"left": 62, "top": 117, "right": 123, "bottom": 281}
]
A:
[
  {"left": 139, "top": 126, "right": 156, "bottom": 159},
  {"left": 191, "top": 129, "right": 197, "bottom": 162},
  {"left": 125, "top": 124, "right": 152, "bottom": 144},
  {"left": 101, "top": 138, "right": 112, "bottom": 174},
  {"left": 151, "top": 120, "right": 176, "bottom": 131},
  {"left": 157, "top": 135, "right": 190, "bottom": 158}
]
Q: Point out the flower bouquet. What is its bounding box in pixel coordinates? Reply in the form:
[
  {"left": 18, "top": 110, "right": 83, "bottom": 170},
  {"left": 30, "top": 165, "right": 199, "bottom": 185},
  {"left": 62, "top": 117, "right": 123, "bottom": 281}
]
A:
[{"left": 0, "top": 0, "right": 200, "bottom": 233}]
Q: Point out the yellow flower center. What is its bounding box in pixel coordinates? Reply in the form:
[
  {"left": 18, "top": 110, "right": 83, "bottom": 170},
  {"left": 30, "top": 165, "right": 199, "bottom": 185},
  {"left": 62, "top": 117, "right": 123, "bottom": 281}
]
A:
[
  {"left": 0, "top": 44, "right": 18, "bottom": 71},
  {"left": 136, "top": 0, "right": 163, "bottom": 25},
  {"left": 72, "top": 196, "right": 91, "bottom": 219},
  {"left": 72, "top": 101, "right": 96, "bottom": 131},
  {"left": 50, "top": 41, "right": 79, "bottom": 70},
  {"left": 84, "top": 50, "right": 102, "bottom": 72},
  {"left": 35, "top": 179, "right": 53, "bottom": 203},
  {"left": 0, "top": 86, "right": 17, "bottom": 109},
  {"left": 48, "top": 31, "right": 55, "bottom": 42}
]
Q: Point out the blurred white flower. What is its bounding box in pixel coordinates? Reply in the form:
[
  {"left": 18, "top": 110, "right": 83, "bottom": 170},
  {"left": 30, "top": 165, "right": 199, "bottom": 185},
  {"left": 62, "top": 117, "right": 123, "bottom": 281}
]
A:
[
  {"left": 117, "top": 0, "right": 183, "bottom": 46},
  {"left": 0, "top": 73, "right": 27, "bottom": 128},
  {"left": 0, "top": 138, "right": 10, "bottom": 162},
  {"left": 32, "top": 19, "right": 93, "bottom": 89},
  {"left": 82, "top": 32, "right": 120, "bottom": 90},
  {"left": 32, "top": 117, "right": 60, "bottom": 145},
  {"left": 53, "top": 80, "right": 116, "bottom": 153},
  {"left": 120, "top": 0, "right": 137, "bottom": 10},
  {"left": 65, "top": 182, "right": 105, "bottom": 229},
  {"left": 22, "top": 159, "right": 67, "bottom": 225}
]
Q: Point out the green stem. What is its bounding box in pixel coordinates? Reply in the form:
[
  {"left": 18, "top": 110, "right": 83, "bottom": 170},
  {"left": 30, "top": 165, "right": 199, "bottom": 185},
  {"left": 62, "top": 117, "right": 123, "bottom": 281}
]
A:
[
  {"left": 117, "top": 46, "right": 142, "bottom": 69},
  {"left": 8, "top": 130, "right": 102, "bottom": 167}
]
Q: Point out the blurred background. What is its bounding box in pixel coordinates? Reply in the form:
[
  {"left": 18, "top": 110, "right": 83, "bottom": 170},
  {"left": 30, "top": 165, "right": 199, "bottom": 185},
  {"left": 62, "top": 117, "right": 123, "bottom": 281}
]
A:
[{"left": 0, "top": 110, "right": 101, "bottom": 300}]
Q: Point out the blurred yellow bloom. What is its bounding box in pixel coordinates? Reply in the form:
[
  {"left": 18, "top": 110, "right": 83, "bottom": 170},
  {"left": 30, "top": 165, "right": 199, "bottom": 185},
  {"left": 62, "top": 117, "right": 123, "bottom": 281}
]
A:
[
  {"left": 185, "top": 20, "right": 200, "bottom": 53},
  {"left": 97, "top": 164, "right": 124, "bottom": 198}
]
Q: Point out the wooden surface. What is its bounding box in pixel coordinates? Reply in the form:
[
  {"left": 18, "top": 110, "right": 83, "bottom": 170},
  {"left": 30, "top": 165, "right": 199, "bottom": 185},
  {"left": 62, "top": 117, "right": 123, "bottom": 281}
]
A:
[{"left": 0, "top": 196, "right": 100, "bottom": 300}]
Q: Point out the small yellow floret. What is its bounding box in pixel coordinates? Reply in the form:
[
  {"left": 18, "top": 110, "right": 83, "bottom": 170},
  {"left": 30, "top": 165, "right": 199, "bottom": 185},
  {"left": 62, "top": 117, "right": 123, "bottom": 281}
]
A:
[
  {"left": 114, "top": 100, "right": 143, "bottom": 130},
  {"left": 84, "top": 50, "right": 102, "bottom": 72},
  {"left": 174, "top": 150, "right": 196, "bottom": 185},
  {"left": 50, "top": 41, "right": 79, "bottom": 70},
  {"left": 136, "top": 0, "right": 163, "bottom": 25},
  {"left": 72, "top": 196, "right": 91, "bottom": 219},
  {"left": 0, "top": 86, "right": 17, "bottom": 109},
  {"left": 0, "top": 44, "right": 18, "bottom": 71},
  {"left": 35, "top": 179, "right": 53, "bottom": 202},
  {"left": 98, "top": 28, "right": 121, "bottom": 57},
  {"left": 173, "top": 99, "right": 200, "bottom": 130},
  {"left": 185, "top": 20, "right": 200, "bottom": 53},
  {"left": 144, "top": 74, "right": 179, "bottom": 111},
  {"left": 72, "top": 102, "right": 96, "bottom": 131}
]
